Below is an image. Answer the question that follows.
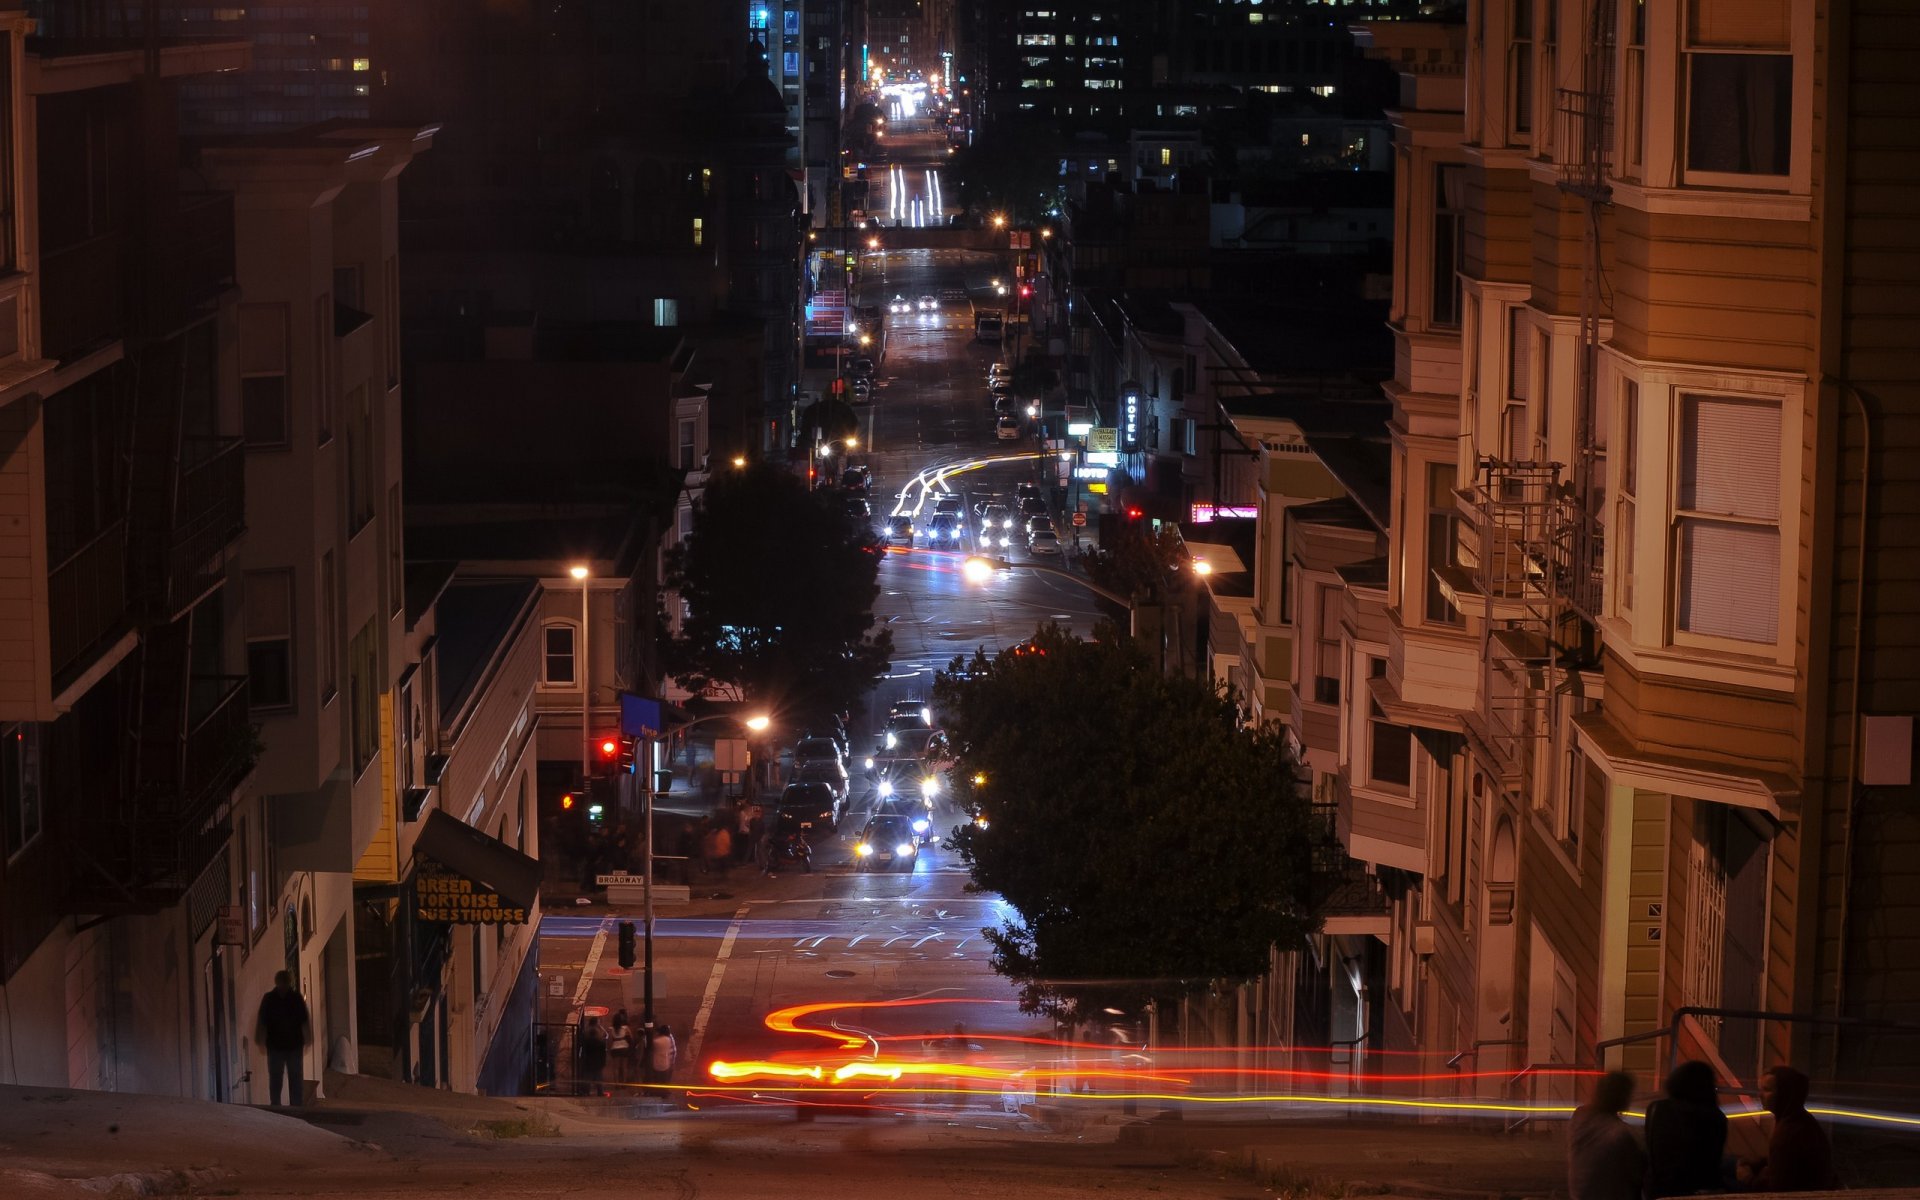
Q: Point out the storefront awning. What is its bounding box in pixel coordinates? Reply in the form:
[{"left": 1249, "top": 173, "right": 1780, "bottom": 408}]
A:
[{"left": 412, "top": 809, "right": 541, "bottom": 925}]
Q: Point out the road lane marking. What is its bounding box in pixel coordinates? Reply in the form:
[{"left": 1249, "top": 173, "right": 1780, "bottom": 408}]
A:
[
  {"left": 571, "top": 917, "right": 611, "bottom": 1017},
  {"left": 687, "top": 904, "right": 750, "bottom": 1063}
]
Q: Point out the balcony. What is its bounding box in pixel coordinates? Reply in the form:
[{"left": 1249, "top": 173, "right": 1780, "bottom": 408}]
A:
[
  {"left": 1308, "top": 803, "right": 1390, "bottom": 935},
  {"left": 39, "top": 232, "right": 127, "bottom": 361},
  {"left": 165, "top": 436, "right": 247, "bottom": 614},
  {"left": 47, "top": 521, "right": 130, "bottom": 685},
  {"left": 74, "top": 675, "right": 254, "bottom": 912}
]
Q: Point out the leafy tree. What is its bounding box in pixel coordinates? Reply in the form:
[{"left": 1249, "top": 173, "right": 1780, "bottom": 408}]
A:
[
  {"left": 950, "top": 118, "right": 1065, "bottom": 225},
  {"left": 663, "top": 462, "right": 891, "bottom": 718},
  {"left": 936, "top": 625, "right": 1317, "bottom": 1023}
]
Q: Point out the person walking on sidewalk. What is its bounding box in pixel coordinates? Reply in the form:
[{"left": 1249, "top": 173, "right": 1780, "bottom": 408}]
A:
[
  {"left": 577, "top": 1014, "right": 609, "bottom": 1095},
  {"left": 1645, "top": 1060, "right": 1728, "bottom": 1198},
  {"left": 608, "top": 1009, "right": 636, "bottom": 1085},
  {"left": 1569, "top": 1071, "right": 1645, "bottom": 1200},
  {"left": 736, "top": 802, "right": 759, "bottom": 864},
  {"left": 254, "top": 971, "right": 312, "bottom": 1107}
]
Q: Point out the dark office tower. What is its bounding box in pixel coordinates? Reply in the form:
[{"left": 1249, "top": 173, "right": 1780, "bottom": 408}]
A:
[
  {"left": 30, "top": 0, "right": 378, "bottom": 133},
  {"left": 868, "top": 0, "right": 923, "bottom": 75}
]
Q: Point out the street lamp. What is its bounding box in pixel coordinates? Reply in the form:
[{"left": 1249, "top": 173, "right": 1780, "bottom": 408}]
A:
[
  {"left": 991, "top": 213, "right": 1007, "bottom": 229},
  {"left": 569, "top": 565, "right": 591, "bottom": 781}
]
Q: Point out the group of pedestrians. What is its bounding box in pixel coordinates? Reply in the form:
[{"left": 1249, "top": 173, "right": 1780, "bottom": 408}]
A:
[
  {"left": 574, "top": 1008, "right": 678, "bottom": 1096},
  {"left": 1570, "top": 1062, "right": 1835, "bottom": 1200}
]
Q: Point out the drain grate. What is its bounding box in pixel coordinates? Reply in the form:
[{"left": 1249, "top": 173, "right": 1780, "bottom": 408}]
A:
[{"left": 825, "top": 969, "right": 857, "bottom": 979}]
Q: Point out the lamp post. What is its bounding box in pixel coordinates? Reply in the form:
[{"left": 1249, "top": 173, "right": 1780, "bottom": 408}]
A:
[
  {"left": 570, "top": 565, "right": 591, "bottom": 781},
  {"left": 640, "top": 712, "right": 770, "bottom": 1031}
]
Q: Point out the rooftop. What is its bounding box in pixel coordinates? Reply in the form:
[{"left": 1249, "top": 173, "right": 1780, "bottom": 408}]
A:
[{"left": 433, "top": 579, "right": 539, "bottom": 727}]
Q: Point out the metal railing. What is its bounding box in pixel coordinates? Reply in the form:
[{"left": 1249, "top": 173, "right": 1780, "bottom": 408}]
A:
[
  {"left": 48, "top": 520, "right": 129, "bottom": 681},
  {"left": 39, "top": 231, "right": 127, "bottom": 359},
  {"left": 1593, "top": 1006, "right": 1920, "bottom": 1073},
  {"left": 165, "top": 436, "right": 246, "bottom": 613}
]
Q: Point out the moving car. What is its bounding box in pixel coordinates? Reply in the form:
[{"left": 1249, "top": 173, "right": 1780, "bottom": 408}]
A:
[
  {"left": 874, "top": 798, "right": 936, "bottom": 845},
  {"left": 885, "top": 514, "right": 914, "bottom": 545},
  {"left": 849, "top": 357, "right": 876, "bottom": 378},
  {"left": 1028, "top": 529, "right": 1063, "bottom": 556},
  {"left": 888, "top": 699, "right": 933, "bottom": 725},
  {"left": 996, "top": 415, "right": 1021, "bottom": 441},
  {"left": 933, "top": 494, "right": 964, "bottom": 515},
  {"left": 987, "top": 362, "right": 1008, "bottom": 382},
  {"left": 1025, "top": 514, "right": 1055, "bottom": 538},
  {"left": 1018, "top": 495, "right": 1047, "bottom": 520},
  {"left": 842, "top": 465, "right": 873, "bottom": 494},
  {"left": 979, "top": 503, "right": 1015, "bottom": 548},
  {"left": 924, "top": 512, "right": 963, "bottom": 547},
  {"left": 888, "top": 295, "right": 911, "bottom": 314},
  {"left": 874, "top": 765, "right": 941, "bottom": 809},
  {"left": 844, "top": 496, "right": 872, "bottom": 520},
  {"left": 1015, "top": 482, "right": 1041, "bottom": 502},
  {"left": 851, "top": 377, "right": 872, "bottom": 401},
  {"left": 917, "top": 294, "right": 938, "bottom": 311},
  {"left": 853, "top": 815, "right": 919, "bottom": 870}
]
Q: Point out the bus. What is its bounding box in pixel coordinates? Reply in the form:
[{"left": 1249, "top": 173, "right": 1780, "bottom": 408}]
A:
[{"left": 974, "top": 309, "right": 1005, "bottom": 342}]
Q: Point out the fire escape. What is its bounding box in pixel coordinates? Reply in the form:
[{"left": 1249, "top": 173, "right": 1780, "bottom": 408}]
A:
[
  {"left": 1456, "top": 0, "right": 1613, "bottom": 798},
  {"left": 35, "top": 11, "right": 255, "bottom": 913}
]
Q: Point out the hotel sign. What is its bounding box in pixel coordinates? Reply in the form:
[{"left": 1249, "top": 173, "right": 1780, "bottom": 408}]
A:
[
  {"left": 1120, "top": 383, "right": 1142, "bottom": 453},
  {"left": 1087, "top": 427, "right": 1118, "bottom": 453}
]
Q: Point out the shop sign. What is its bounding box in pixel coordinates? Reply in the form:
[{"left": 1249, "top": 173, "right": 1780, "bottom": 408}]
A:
[
  {"left": 1087, "top": 427, "right": 1118, "bottom": 453},
  {"left": 1084, "top": 451, "right": 1119, "bottom": 467},
  {"left": 1072, "top": 466, "right": 1110, "bottom": 481},
  {"left": 415, "top": 862, "right": 530, "bottom": 925}
]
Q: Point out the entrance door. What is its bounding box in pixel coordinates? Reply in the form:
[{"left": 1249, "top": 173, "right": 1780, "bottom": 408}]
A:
[{"left": 1719, "top": 812, "right": 1768, "bottom": 1083}]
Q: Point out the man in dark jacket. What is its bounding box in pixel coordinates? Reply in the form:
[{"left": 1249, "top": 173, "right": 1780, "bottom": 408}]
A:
[
  {"left": 1740, "top": 1065, "right": 1835, "bottom": 1191},
  {"left": 1645, "top": 1060, "right": 1728, "bottom": 1197},
  {"left": 254, "top": 971, "right": 312, "bottom": 1106}
]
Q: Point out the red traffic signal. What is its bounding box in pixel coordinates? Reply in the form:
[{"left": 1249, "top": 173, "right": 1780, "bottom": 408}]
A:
[
  {"left": 1019, "top": 284, "right": 1032, "bottom": 298},
  {"left": 1125, "top": 506, "right": 1144, "bottom": 520}
]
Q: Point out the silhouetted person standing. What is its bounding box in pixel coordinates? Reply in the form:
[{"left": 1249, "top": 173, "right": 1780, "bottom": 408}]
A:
[
  {"left": 1569, "top": 1071, "right": 1646, "bottom": 1200},
  {"left": 1645, "top": 1060, "right": 1728, "bottom": 1198},
  {"left": 1740, "top": 1065, "right": 1835, "bottom": 1191},
  {"left": 254, "top": 971, "right": 312, "bottom": 1107}
]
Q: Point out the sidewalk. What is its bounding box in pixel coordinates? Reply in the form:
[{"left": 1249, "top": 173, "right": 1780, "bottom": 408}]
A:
[{"left": 1114, "top": 1115, "right": 1568, "bottom": 1200}]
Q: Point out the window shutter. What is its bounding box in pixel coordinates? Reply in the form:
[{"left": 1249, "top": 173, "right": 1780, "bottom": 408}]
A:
[
  {"left": 1680, "top": 395, "right": 1780, "bottom": 519},
  {"left": 1689, "top": 0, "right": 1789, "bottom": 49}
]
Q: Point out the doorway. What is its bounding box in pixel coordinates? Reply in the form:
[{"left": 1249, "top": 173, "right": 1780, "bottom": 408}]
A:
[{"left": 201, "top": 949, "right": 233, "bottom": 1102}]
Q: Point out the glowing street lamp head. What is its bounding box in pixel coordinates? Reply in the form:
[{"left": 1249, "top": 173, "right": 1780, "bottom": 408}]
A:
[
  {"left": 1192, "top": 559, "right": 1214, "bottom": 576},
  {"left": 867, "top": 236, "right": 880, "bottom": 249},
  {"left": 961, "top": 557, "right": 996, "bottom": 585},
  {"left": 745, "top": 715, "right": 772, "bottom": 732},
  {"left": 568, "top": 564, "right": 590, "bottom": 581},
  {"left": 732, "top": 455, "right": 747, "bottom": 468},
  {"left": 991, "top": 214, "right": 1007, "bottom": 229},
  {"left": 845, "top": 436, "right": 859, "bottom": 450}
]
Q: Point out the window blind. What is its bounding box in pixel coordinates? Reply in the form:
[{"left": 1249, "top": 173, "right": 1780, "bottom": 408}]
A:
[
  {"left": 1680, "top": 395, "right": 1780, "bottom": 519},
  {"left": 1677, "top": 519, "right": 1779, "bottom": 642}
]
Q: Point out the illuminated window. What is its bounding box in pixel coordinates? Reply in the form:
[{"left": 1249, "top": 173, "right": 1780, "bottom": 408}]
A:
[
  {"left": 1159, "top": 147, "right": 1171, "bottom": 166},
  {"left": 692, "top": 217, "right": 704, "bottom": 246},
  {"left": 352, "top": 57, "right": 370, "bottom": 71}
]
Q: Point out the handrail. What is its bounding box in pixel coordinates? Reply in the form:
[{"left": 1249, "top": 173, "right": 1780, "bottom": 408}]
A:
[
  {"left": 1504, "top": 1060, "right": 1580, "bottom": 1134},
  {"left": 1448, "top": 1036, "right": 1526, "bottom": 1071},
  {"left": 1594, "top": 1006, "right": 1920, "bottom": 1070}
]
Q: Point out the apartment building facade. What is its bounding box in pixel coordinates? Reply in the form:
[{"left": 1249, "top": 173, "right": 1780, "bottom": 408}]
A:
[
  {"left": 0, "top": 19, "right": 259, "bottom": 1098},
  {"left": 1272, "top": 0, "right": 1920, "bottom": 1107}
]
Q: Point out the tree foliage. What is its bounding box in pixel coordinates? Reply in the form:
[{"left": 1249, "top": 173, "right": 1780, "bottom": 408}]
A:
[
  {"left": 950, "top": 118, "right": 1065, "bottom": 226},
  {"left": 935, "top": 625, "right": 1317, "bottom": 1022},
  {"left": 663, "top": 462, "right": 891, "bottom": 717}
]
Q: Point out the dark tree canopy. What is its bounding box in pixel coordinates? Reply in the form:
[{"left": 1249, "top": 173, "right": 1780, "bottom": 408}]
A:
[
  {"left": 950, "top": 118, "right": 1065, "bottom": 226},
  {"left": 936, "top": 625, "right": 1317, "bottom": 1022},
  {"left": 663, "top": 462, "right": 891, "bottom": 718}
]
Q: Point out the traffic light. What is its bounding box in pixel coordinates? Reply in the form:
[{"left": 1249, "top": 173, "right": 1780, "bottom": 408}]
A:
[
  {"left": 617, "top": 920, "right": 637, "bottom": 970},
  {"left": 1019, "top": 284, "right": 1032, "bottom": 298},
  {"left": 1125, "top": 506, "right": 1145, "bottom": 520},
  {"left": 596, "top": 734, "right": 633, "bottom": 776}
]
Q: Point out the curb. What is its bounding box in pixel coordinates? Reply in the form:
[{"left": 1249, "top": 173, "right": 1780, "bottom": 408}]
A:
[{"left": 1117, "top": 1126, "right": 1555, "bottom": 1200}]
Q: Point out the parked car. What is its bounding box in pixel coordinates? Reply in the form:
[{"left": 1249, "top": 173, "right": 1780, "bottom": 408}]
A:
[
  {"left": 995, "top": 416, "right": 1021, "bottom": 441},
  {"left": 1025, "top": 514, "right": 1055, "bottom": 538},
  {"left": 844, "top": 496, "right": 872, "bottom": 521},
  {"left": 791, "top": 737, "right": 844, "bottom": 768},
  {"left": 1019, "top": 495, "right": 1047, "bottom": 519},
  {"left": 1015, "top": 482, "right": 1041, "bottom": 502},
  {"left": 849, "top": 356, "right": 876, "bottom": 378},
  {"left": 778, "top": 782, "right": 841, "bottom": 832},
  {"left": 1028, "top": 529, "right": 1062, "bottom": 556},
  {"left": 842, "top": 465, "right": 873, "bottom": 494},
  {"left": 851, "top": 377, "right": 873, "bottom": 401},
  {"left": 790, "top": 758, "right": 850, "bottom": 804}
]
